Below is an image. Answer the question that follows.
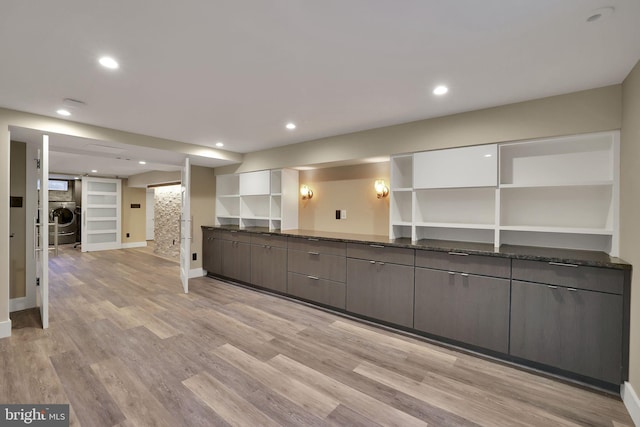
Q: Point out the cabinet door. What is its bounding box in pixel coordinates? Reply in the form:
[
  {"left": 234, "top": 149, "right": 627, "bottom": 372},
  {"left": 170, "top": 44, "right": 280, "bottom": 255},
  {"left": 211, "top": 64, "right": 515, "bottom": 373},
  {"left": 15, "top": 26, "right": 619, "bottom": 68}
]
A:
[
  {"left": 510, "top": 280, "right": 622, "bottom": 384},
  {"left": 204, "top": 237, "right": 223, "bottom": 276},
  {"left": 413, "top": 144, "right": 497, "bottom": 189},
  {"left": 251, "top": 244, "right": 287, "bottom": 292},
  {"left": 222, "top": 240, "right": 251, "bottom": 283},
  {"left": 415, "top": 268, "right": 510, "bottom": 353},
  {"left": 346, "top": 259, "right": 414, "bottom": 328}
]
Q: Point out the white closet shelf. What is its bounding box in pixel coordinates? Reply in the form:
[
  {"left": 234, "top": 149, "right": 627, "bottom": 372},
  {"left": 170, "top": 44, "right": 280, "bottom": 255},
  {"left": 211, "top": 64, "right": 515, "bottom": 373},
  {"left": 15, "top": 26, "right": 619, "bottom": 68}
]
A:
[
  {"left": 499, "top": 181, "right": 613, "bottom": 189},
  {"left": 217, "top": 194, "right": 240, "bottom": 198},
  {"left": 243, "top": 216, "right": 270, "bottom": 220},
  {"left": 416, "top": 222, "right": 495, "bottom": 230},
  {"left": 86, "top": 217, "right": 118, "bottom": 221},
  {"left": 499, "top": 225, "right": 613, "bottom": 235},
  {"left": 86, "top": 229, "right": 118, "bottom": 235},
  {"left": 216, "top": 215, "right": 240, "bottom": 219},
  {"left": 271, "top": 193, "right": 282, "bottom": 197},
  {"left": 391, "top": 187, "right": 413, "bottom": 192},
  {"left": 391, "top": 221, "right": 413, "bottom": 226}
]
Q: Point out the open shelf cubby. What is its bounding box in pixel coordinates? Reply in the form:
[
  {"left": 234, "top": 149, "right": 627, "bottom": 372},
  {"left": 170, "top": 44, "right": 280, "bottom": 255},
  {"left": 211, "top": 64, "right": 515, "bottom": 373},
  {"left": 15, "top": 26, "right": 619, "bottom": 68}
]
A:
[
  {"left": 391, "top": 155, "right": 413, "bottom": 189},
  {"left": 414, "top": 187, "right": 495, "bottom": 225}
]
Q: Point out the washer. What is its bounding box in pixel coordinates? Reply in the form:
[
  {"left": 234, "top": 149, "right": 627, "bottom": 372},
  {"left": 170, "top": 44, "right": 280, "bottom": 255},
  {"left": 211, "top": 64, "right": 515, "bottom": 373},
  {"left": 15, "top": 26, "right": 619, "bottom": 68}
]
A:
[{"left": 48, "top": 201, "right": 77, "bottom": 244}]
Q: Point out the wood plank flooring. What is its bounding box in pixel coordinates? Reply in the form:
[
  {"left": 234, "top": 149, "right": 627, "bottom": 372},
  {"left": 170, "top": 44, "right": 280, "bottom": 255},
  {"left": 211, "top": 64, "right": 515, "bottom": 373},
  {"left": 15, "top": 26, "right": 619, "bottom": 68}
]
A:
[{"left": 0, "top": 245, "right": 634, "bottom": 426}]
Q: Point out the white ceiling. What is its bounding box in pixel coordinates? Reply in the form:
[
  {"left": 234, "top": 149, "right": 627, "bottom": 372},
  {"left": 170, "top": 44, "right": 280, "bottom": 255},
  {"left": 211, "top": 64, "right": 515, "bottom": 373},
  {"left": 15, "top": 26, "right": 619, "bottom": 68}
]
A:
[{"left": 2, "top": 1, "right": 640, "bottom": 171}]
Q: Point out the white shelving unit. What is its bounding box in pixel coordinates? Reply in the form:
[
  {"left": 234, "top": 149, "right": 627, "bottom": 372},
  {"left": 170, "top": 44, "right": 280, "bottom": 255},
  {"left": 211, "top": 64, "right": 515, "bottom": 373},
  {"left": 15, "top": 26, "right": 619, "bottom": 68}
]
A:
[
  {"left": 389, "top": 155, "right": 413, "bottom": 239},
  {"left": 389, "top": 131, "right": 620, "bottom": 255},
  {"left": 215, "top": 168, "right": 298, "bottom": 231},
  {"left": 498, "top": 131, "right": 619, "bottom": 255}
]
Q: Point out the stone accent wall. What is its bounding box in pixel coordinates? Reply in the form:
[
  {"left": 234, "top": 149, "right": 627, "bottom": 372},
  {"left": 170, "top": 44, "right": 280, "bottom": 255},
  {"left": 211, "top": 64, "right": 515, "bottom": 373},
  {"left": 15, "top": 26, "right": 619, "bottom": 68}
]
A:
[{"left": 154, "top": 185, "right": 181, "bottom": 259}]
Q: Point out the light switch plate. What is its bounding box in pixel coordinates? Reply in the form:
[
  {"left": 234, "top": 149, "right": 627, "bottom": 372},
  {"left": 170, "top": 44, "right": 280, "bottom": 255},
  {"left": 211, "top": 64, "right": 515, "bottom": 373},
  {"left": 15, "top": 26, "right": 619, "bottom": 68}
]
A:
[{"left": 341, "top": 209, "right": 347, "bottom": 219}]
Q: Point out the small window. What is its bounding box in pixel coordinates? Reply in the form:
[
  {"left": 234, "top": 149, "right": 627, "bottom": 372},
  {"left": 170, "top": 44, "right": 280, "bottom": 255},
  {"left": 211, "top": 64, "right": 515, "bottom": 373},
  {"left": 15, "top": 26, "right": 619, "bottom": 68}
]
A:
[{"left": 49, "top": 180, "right": 69, "bottom": 191}]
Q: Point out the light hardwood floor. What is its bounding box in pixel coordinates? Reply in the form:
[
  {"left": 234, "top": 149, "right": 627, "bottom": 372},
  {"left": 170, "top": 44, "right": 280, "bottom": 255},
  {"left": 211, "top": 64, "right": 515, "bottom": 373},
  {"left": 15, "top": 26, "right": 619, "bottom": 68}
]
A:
[{"left": 1, "top": 245, "right": 634, "bottom": 426}]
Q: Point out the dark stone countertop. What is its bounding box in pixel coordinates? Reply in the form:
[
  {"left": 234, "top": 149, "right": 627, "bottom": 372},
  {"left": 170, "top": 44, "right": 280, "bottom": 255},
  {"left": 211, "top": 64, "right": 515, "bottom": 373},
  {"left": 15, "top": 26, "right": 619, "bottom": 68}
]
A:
[{"left": 202, "top": 225, "right": 631, "bottom": 270}]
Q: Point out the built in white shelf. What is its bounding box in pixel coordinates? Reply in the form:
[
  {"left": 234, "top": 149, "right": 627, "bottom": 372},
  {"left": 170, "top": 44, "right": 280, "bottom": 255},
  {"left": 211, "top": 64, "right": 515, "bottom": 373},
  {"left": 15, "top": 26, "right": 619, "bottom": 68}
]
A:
[
  {"left": 416, "top": 222, "right": 495, "bottom": 230},
  {"left": 389, "top": 131, "right": 620, "bottom": 255},
  {"left": 499, "top": 225, "right": 613, "bottom": 235},
  {"left": 215, "top": 169, "right": 299, "bottom": 231}
]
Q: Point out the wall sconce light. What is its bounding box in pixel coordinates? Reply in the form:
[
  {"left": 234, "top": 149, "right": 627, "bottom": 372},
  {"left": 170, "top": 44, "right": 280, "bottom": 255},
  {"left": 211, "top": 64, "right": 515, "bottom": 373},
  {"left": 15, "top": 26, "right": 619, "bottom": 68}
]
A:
[
  {"left": 300, "top": 185, "right": 314, "bottom": 200},
  {"left": 374, "top": 180, "right": 389, "bottom": 199}
]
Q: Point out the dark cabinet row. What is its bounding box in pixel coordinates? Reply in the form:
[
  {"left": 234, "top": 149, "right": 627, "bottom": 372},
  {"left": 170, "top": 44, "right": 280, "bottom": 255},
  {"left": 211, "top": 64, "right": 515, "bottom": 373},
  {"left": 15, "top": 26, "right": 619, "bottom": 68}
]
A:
[{"left": 202, "top": 228, "right": 630, "bottom": 388}]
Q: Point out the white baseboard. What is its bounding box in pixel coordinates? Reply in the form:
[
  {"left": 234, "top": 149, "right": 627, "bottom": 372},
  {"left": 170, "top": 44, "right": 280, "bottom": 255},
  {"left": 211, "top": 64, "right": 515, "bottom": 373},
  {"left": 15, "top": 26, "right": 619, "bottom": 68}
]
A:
[
  {"left": 189, "top": 268, "right": 206, "bottom": 278},
  {"left": 122, "top": 241, "right": 148, "bottom": 249},
  {"left": 10, "top": 297, "right": 36, "bottom": 313},
  {"left": 622, "top": 381, "right": 640, "bottom": 426},
  {"left": 0, "top": 319, "right": 11, "bottom": 339}
]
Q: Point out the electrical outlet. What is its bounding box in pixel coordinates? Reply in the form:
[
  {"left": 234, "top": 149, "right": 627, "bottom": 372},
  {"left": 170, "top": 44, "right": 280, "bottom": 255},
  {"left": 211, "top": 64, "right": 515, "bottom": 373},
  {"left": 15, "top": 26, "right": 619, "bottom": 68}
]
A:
[
  {"left": 192, "top": 253, "right": 197, "bottom": 261},
  {"left": 341, "top": 209, "right": 347, "bottom": 219},
  {"left": 126, "top": 232, "right": 130, "bottom": 238}
]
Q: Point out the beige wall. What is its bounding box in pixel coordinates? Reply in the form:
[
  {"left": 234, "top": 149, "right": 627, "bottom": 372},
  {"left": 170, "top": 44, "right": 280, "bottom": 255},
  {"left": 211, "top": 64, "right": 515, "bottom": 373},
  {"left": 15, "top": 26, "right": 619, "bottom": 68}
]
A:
[
  {"left": 217, "top": 85, "right": 621, "bottom": 174},
  {"left": 9, "top": 141, "right": 26, "bottom": 299},
  {"left": 190, "top": 165, "right": 216, "bottom": 270},
  {"left": 121, "top": 179, "right": 147, "bottom": 244},
  {"left": 298, "top": 163, "right": 389, "bottom": 236},
  {"left": 621, "top": 59, "right": 640, "bottom": 392},
  {"left": 127, "top": 170, "right": 181, "bottom": 188}
]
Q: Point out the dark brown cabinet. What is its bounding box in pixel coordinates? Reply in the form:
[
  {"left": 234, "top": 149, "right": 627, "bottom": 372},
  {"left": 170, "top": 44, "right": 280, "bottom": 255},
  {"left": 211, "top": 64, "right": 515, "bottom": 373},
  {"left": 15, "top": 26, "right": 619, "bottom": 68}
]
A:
[
  {"left": 202, "top": 228, "right": 222, "bottom": 276},
  {"left": 287, "top": 236, "right": 347, "bottom": 309},
  {"left": 220, "top": 231, "right": 251, "bottom": 283},
  {"left": 510, "top": 279, "right": 624, "bottom": 384},
  {"left": 250, "top": 234, "right": 287, "bottom": 292},
  {"left": 414, "top": 267, "right": 510, "bottom": 353},
  {"left": 346, "top": 243, "right": 415, "bottom": 328}
]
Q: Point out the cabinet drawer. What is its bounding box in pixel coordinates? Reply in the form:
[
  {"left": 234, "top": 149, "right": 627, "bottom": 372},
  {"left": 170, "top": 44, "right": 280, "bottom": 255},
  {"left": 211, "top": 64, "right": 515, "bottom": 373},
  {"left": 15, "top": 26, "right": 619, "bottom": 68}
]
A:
[
  {"left": 287, "top": 272, "right": 346, "bottom": 309},
  {"left": 251, "top": 233, "right": 288, "bottom": 248},
  {"left": 288, "top": 249, "right": 346, "bottom": 283},
  {"left": 415, "top": 250, "right": 510, "bottom": 278},
  {"left": 346, "top": 243, "right": 414, "bottom": 266},
  {"left": 512, "top": 259, "right": 623, "bottom": 294},
  {"left": 288, "top": 237, "right": 346, "bottom": 256},
  {"left": 219, "top": 230, "right": 252, "bottom": 243}
]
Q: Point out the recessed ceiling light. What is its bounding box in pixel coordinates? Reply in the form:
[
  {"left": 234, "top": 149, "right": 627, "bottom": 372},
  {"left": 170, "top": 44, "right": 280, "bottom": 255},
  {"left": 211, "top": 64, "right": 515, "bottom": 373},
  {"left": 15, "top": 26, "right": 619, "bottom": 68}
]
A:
[
  {"left": 286, "top": 123, "right": 296, "bottom": 130},
  {"left": 586, "top": 6, "right": 614, "bottom": 23},
  {"left": 433, "top": 85, "right": 449, "bottom": 96},
  {"left": 91, "top": 170, "right": 98, "bottom": 173},
  {"left": 139, "top": 161, "right": 146, "bottom": 165},
  {"left": 56, "top": 109, "right": 71, "bottom": 116},
  {"left": 99, "top": 56, "right": 119, "bottom": 69},
  {"left": 215, "top": 142, "right": 224, "bottom": 147}
]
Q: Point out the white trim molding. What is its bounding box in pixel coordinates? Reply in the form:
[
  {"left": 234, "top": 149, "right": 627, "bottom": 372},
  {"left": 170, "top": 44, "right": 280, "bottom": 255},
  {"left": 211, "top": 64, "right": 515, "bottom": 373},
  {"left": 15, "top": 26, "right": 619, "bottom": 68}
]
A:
[
  {"left": 189, "top": 268, "right": 206, "bottom": 279},
  {"left": 0, "top": 319, "right": 11, "bottom": 339},
  {"left": 9, "top": 297, "right": 36, "bottom": 313},
  {"left": 622, "top": 381, "right": 640, "bottom": 426},
  {"left": 121, "top": 241, "right": 148, "bottom": 249}
]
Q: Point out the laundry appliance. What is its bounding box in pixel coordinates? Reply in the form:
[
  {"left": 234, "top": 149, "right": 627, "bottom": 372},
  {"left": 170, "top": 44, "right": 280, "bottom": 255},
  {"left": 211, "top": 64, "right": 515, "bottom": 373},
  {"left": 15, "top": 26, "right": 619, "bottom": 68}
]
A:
[{"left": 48, "top": 201, "right": 77, "bottom": 245}]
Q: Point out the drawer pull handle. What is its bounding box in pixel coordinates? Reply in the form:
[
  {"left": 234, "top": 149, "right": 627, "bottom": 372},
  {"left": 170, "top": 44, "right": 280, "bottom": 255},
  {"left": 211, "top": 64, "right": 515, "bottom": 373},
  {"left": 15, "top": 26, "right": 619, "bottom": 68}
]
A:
[
  {"left": 308, "top": 251, "right": 320, "bottom": 256},
  {"left": 370, "top": 260, "right": 376, "bottom": 264},
  {"left": 547, "top": 285, "right": 558, "bottom": 289},
  {"left": 548, "top": 262, "right": 578, "bottom": 268},
  {"left": 307, "top": 238, "right": 319, "bottom": 241},
  {"left": 448, "top": 271, "right": 456, "bottom": 275},
  {"left": 460, "top": 273, "right": 469, "bottom": 277},
  {"left": 230, "top": 230, "right": 238, "bottom": 233},
  {"left": 369, "top": 244, "right": 385, "bottom": 248},
  {"left": 448, "top": 252, "right": 469, "bottom": 256},
  {"left": 378, "top": 262, "right": 385, "bottom": 266},
  {"left": 307, "top": 275, "right": 320, "bottom": 280},
  {"left": 263, "top": 234, "right": 271, "bottom": 236},
  {"left": 567, "top": 288, "right": 578, "bottom": 292}
]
